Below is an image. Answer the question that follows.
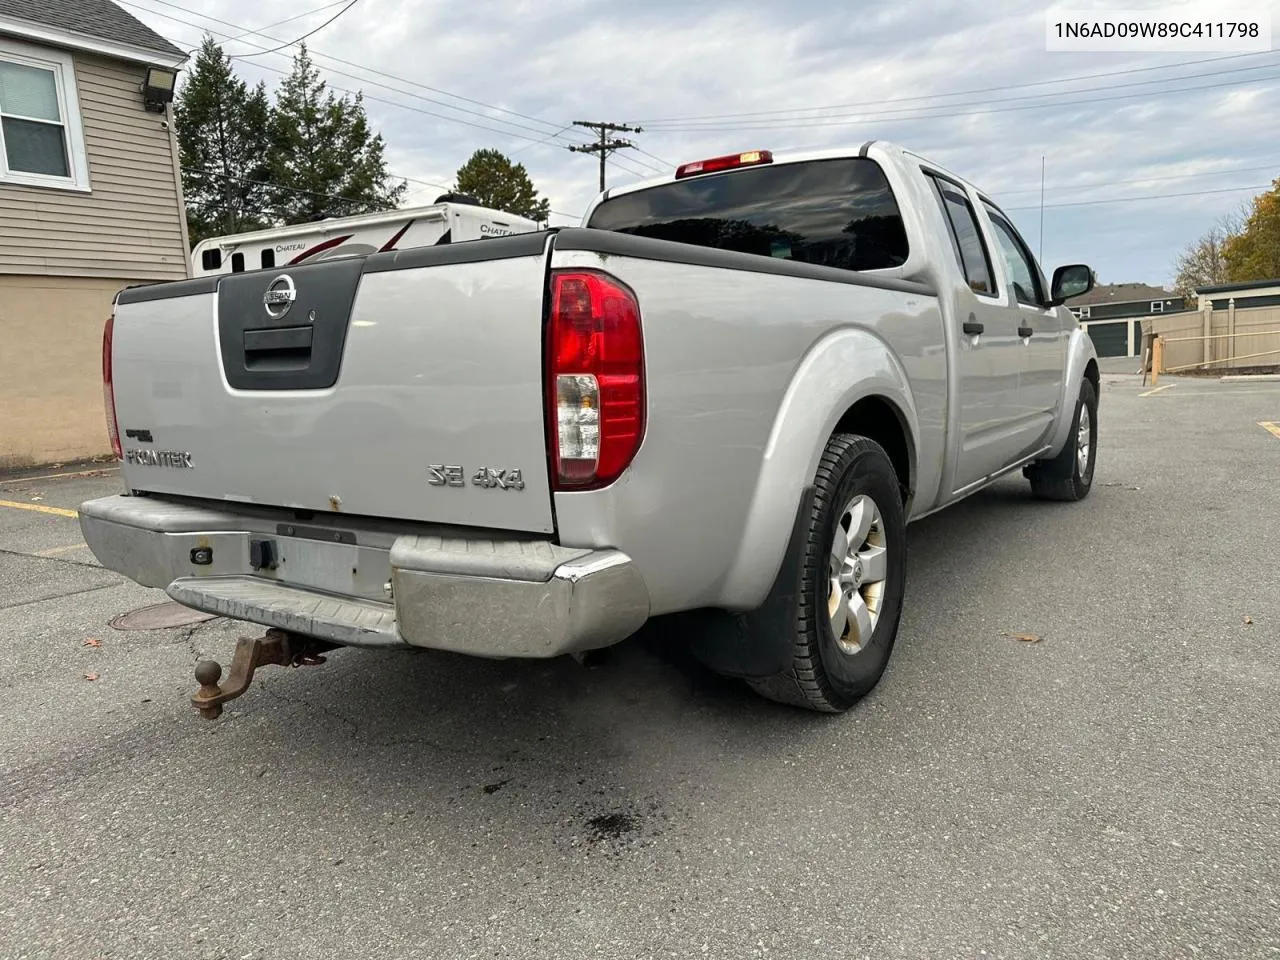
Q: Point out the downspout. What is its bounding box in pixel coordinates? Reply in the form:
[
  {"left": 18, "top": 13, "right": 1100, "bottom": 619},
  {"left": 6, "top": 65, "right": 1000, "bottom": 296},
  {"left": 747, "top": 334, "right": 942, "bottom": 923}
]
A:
[{"left": 165, "top": 99, "right": 193, "bottom": 277}]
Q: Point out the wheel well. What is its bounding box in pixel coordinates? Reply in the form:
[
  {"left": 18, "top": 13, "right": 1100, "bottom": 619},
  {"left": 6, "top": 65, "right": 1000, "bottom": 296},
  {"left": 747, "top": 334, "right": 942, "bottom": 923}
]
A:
[
  {"left": 833, "top": 396, "right": 913, "bottom": 505},
  {"left": 1084, "top": 358, "right": 1099, "bottom": 396}
]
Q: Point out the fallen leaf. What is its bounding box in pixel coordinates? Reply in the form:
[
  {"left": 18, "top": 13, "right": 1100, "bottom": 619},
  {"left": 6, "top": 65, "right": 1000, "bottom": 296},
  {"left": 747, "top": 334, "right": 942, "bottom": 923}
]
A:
[
  {"left": 1005, "top": 632, "right": 1043, "bottom": 644},
  {"left": 83, "top": 637, "right": 102, "bottom": 648},
  {"left": 1243, "top": 616, "right": 1254, "bottom": 625},
  {"left": 83, "top": 672, "right": 100, "bottom": 681},
  {"left": 30, "top": 496, "right": 43, "bottom": 502}
]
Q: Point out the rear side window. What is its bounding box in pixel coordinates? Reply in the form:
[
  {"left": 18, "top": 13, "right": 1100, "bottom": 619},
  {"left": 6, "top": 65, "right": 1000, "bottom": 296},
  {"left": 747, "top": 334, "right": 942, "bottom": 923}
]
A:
[
  {"left": 926, "top": 174, "right": 996, "bottom": 296},
  {"left": 586, "top": 157, "right": 909, "bottom": 272}
]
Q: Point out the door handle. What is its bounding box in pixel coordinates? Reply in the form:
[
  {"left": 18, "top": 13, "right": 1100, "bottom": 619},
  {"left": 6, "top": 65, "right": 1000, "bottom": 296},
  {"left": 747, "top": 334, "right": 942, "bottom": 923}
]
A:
[
  {"left": 1017, "top": 325, "right": 1034, "bottom": 338},
  {"left": 963, "top": 321, "right": 984, "bottom": 335}
]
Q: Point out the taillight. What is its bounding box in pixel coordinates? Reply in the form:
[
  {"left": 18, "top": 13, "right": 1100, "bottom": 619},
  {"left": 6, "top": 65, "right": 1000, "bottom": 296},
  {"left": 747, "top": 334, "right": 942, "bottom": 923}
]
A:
[
  {"left": 546, "top": 270, "right": 645, "bottom": 489},
  {"left": 102, "top": 311, "right": 121, "bottom": 459}
]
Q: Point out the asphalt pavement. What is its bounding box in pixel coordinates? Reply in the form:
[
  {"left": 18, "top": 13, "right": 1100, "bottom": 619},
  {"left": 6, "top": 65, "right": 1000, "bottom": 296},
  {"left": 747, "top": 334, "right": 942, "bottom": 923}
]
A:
[{"left": 1, "top": 372, "right": 1277, "bottom": 960}]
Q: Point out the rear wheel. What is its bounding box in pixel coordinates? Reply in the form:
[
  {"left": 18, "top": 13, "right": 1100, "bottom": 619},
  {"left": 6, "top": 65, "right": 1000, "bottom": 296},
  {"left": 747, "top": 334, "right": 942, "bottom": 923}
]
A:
[
  {"left": 747, "top": 434, "right": 907, "bottom": 713},
  {"left": 1026, "top": 378, "right": 1097, "bottom": 502}
]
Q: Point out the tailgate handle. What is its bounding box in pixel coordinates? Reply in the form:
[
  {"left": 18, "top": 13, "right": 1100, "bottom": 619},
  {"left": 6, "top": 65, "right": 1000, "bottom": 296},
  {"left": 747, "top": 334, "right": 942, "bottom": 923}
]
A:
[{"left": 243, "top": 325, "right": 313, "bottom": 370}]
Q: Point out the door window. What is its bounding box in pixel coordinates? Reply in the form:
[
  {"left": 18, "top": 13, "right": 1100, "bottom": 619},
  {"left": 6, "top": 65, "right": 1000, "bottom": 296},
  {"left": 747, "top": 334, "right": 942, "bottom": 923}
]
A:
[{"left": 983, "top": 203, "right": 1044, "bottom": 307}]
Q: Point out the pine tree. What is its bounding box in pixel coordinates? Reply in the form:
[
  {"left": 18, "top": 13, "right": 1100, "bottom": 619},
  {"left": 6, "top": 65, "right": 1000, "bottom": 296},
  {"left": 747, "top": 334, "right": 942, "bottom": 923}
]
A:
[
  {"left": 268, "top": 44, "right": 405, "bottom": 223},
  {"left": 454, "top": 149, "right": 551, "bottom": 223},
  {"left": 174, "top": 35, "right": 272, "bottom": 246}
]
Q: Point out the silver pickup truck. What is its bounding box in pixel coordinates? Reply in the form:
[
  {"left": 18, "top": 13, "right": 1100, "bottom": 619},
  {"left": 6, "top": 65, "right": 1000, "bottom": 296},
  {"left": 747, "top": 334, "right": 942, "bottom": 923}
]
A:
[{"left": 81, "top": 140, "right": 1099, "bottom": 715}]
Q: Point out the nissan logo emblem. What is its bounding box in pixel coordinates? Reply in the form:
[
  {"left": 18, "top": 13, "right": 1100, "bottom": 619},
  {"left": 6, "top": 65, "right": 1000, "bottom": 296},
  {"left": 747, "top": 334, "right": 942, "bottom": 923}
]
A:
[{"left": 263, "top": 274, "right": 296, "bottom": 320}]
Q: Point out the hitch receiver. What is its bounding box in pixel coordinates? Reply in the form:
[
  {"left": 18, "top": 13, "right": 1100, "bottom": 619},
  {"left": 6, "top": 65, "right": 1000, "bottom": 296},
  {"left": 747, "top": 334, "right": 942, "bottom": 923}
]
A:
[{"left": 192, "top": 628, "right": 336, "bottom": 719}]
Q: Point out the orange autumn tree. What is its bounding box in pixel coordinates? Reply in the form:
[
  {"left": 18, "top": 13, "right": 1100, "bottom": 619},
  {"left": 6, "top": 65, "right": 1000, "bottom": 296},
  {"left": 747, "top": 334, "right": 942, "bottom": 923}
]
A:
[{"left": 1224, "top": 178, "right": 1280, "bottom": 282}]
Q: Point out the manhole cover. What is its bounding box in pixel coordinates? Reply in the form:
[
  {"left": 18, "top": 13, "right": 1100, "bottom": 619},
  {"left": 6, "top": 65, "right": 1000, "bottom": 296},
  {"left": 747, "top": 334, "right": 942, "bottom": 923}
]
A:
[{"left": 109, "top": 601, "right": 220, "bottom": 631}]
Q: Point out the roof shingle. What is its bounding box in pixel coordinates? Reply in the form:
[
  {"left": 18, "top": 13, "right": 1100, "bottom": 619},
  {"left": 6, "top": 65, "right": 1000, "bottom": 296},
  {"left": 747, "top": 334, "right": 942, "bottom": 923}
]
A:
[
  {"left": 1066, "top": 281, "right": 1178, "bottom": 307},
  {"left": 0, "top": 0, "right": 184, "bottom": 59}
]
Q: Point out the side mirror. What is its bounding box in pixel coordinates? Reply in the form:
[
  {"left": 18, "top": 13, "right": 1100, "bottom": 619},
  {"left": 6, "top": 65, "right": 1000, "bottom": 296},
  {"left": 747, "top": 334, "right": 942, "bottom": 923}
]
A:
[{"left": 1048, "top": 264, "right": 1094, "bottom": 306}]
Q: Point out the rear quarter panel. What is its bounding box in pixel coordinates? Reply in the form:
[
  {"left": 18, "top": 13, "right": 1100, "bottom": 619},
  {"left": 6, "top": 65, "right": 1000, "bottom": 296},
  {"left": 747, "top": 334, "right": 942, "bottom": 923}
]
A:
[{"left": 549, "top": 244, "right": 946, "bottom": 615}]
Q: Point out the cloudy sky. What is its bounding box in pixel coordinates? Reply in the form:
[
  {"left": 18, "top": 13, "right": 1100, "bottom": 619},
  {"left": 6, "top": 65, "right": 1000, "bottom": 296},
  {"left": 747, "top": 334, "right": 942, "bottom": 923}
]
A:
[{"left": 124, "top": 0, "right": 1280, "bottom": 287}]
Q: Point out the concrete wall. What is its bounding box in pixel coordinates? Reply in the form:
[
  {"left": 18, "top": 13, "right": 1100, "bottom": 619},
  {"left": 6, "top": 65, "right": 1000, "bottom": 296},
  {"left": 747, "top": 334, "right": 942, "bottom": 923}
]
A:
[
  {"left": 0, "top": 274, "right": 134, "bottom": 470},
  {"left": 1150, "top": 304, "right": 1280, "bottom": 373}
]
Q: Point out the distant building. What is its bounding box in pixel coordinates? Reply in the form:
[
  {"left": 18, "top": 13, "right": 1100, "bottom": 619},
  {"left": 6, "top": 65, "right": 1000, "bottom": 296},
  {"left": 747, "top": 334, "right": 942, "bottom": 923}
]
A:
[
  {"left": 1064, "top": 282, "right": 1191, "bottom": 359},
  {"left": 1194, "top": 279, "right": 1280, "bottom": 312}
]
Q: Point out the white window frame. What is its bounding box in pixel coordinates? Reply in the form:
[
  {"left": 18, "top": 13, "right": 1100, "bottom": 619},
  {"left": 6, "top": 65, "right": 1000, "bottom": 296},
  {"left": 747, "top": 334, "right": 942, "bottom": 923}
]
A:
[
  {"left": 0, "top": 37, "right": 91, "bottom": 192},
  {"left": 1150, "top": 300, "right": 1165, "bottom": 313}
]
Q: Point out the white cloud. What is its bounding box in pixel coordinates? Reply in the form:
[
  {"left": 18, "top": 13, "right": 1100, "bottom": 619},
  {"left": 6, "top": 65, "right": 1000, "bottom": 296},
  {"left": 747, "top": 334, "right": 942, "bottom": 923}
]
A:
[{"left": 129, "top": 0, "right": 1280, "bottom": 286}]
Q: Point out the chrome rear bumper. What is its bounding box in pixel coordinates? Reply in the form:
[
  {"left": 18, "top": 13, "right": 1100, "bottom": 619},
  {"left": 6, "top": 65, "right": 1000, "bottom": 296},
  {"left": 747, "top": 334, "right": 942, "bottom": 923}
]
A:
[{"left": 79, "top": 494, "right": 650, "bottom": 656}]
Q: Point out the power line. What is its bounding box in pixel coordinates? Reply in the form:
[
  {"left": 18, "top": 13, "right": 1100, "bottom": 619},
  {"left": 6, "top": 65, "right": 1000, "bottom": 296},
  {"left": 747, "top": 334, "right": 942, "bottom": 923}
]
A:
[
  {"left": 632, "top": 50, "right": 1279, "bottom": 124},
  {"left": 636, "top": 69, "right": 1280, "bottom": 132},
  {"left": 1003, "top": 183, "right": 1270, "bottom": 212},
  {"left": 509, "top": 124, "right": 574, "bottom": 157},
  {"left": 230, "top": 0, "right": 364, "bottom": 58},
  {"left": 568, "top": 121, "right": 644, "bottom": 191},
  {"left": 127, "top": 0, "right": 589, "bottom": 148},
  {"left": 183, "top": 165, "right": 373, "bottom": 208},
  {"left": 609, "top": 155, "right": 660, "bottom": 180},
  {"left": 991, "top": 161, "right": 1280, "bottom": 199},
  {"left": 213, "top": 0, "right": 350, "bottom": 52},
  {"left": 620, "top": 154, "right": 668, "bottom": 176},
  {"left": 633, "top": 145, "right": 673, "bottom": 169},
  {"left": 122, "top": 0, "right": 592, "bottom": 150}
]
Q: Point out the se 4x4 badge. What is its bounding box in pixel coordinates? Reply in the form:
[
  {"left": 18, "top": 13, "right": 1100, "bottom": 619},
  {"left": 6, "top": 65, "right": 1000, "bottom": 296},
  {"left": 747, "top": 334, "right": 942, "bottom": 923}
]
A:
[{"left": 428, "top": 465, "right": 525, "bottom": 490}]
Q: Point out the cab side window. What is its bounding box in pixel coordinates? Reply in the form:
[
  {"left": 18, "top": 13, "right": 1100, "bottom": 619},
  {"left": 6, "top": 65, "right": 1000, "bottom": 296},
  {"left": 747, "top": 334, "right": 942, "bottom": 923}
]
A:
[
  {"left": 983, "top": 203, "right": 1044, "bottom": 307},
  {"left": 925, "top": 173, "right": 995, "bottom": 296}
]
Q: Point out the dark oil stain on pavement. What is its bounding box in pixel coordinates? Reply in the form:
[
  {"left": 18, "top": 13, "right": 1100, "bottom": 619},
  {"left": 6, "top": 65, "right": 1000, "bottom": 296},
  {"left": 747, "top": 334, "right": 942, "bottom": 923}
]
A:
[{"left": 586, "top": 812, "right": 637, "bottom": 841}]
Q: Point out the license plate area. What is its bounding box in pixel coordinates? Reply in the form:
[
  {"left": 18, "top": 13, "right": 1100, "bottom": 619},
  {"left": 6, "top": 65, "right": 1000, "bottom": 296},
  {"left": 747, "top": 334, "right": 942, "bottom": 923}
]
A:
[{"left": 257, "top": 534, "right": 392, "bottom": 601}]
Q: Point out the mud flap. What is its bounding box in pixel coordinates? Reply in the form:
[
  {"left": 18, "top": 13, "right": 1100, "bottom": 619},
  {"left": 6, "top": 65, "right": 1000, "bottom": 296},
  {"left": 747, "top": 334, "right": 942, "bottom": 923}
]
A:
[{"left": 686, "top": 485, "right": 816, "bottom": 679}]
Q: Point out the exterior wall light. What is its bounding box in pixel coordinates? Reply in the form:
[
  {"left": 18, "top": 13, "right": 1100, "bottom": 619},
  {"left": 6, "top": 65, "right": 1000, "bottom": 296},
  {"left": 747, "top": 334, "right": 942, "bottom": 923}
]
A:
[{"left": 142, "top": 66, "right": 177, "bottom": 112}]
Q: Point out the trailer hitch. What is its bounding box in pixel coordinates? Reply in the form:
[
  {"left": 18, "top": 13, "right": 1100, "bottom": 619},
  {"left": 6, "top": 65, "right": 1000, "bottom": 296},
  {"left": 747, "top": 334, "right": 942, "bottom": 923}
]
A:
[{"left": 192, "top": 629, "right": 336, "bottom": 720}]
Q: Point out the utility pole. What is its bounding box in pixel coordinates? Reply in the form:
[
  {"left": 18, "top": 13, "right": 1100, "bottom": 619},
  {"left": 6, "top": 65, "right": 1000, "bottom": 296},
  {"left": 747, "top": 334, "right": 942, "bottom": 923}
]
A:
[{"left": 568, "top": 120, "right": 643, "bottom": 191}]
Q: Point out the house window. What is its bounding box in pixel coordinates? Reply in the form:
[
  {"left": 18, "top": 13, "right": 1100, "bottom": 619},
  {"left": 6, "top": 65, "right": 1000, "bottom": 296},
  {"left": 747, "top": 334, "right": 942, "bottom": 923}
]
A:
[
  {"left": 1070, "top": 305, "right": 1091, "bottom": 320},
  {"left": 1150, "top": 300, "right": 1165, "bottom": 313},
  {"left": 0, "top": 38, "right": 91, "bottom": 192}
]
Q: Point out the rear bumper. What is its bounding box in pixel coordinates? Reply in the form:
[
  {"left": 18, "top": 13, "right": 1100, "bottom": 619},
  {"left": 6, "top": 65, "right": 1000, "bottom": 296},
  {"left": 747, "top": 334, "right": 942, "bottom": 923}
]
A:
[{"left": 78, "top": 494, "right": 650, "bottom": 657}]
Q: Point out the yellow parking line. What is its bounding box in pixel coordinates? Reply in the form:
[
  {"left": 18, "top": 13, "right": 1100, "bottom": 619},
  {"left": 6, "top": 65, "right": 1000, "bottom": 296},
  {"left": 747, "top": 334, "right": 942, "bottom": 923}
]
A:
[
  {"left": 35, "top": 542, "right": 88, "bottom": 556},
  {"left": 0, "top": 499, "right": 79, "bottom": 518},
  {"left": 1260, "top": 421, "right": 1280, "bottom": 440},
  {"left": 0, "top": 466, "right": 118, "bottom": 485},
  {"left": 1139, "top": 384, "right": 1175, "bottom": 397}
]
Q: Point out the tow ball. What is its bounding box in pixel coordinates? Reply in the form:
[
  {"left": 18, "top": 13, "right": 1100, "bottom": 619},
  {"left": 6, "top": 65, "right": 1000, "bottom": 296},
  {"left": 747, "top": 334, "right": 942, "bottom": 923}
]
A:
[{"left": 191, "top": 628, "right": 336, "bottom": 719}]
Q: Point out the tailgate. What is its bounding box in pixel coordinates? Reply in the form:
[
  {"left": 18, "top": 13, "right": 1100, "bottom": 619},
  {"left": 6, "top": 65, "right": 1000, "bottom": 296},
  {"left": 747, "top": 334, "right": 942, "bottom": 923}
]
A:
[{"left": 110, "top": 233, "right": 556, "bottom": 534}]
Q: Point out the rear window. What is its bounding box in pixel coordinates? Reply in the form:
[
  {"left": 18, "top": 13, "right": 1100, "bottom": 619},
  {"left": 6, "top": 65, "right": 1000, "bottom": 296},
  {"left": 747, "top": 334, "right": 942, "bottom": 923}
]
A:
[{"left": 586, "top": 157, "right": 909, "bottom": 273}]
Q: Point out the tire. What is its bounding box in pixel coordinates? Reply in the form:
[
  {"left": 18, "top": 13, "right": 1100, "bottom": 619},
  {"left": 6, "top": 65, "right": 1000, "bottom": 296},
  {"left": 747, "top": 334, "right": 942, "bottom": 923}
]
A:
[
  {"left": 1027, "top": 378, "right": 1097, "bottom": 502},
  {"left": 747, "top": 434, "right": 907, "bottom": 713}
]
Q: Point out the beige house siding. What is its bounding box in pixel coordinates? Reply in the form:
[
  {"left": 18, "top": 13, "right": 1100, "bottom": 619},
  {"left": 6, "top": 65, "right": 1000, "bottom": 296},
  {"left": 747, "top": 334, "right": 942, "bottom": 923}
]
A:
[
  {"left": 0, "top": 274, "right": 134, "bottom": 469},
  {"left": 0, "top": 50, "right": 189, "bottom": 281}
]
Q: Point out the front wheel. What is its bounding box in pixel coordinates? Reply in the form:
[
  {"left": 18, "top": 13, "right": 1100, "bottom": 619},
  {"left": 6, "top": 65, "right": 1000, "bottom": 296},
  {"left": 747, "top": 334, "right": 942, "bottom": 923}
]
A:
[
  {"left": 747, "top": 434, "right": 907, "bottom": 713},
  {"left": 1026, "top": 378, "right": 1098, "bottom": 502}
]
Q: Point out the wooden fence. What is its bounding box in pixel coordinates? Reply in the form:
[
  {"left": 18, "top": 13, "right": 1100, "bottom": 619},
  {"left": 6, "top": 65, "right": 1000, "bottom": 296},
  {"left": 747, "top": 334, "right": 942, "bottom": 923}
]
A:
[{"left": 1144, "top": 303, "right": 1280, "bottom": 374}]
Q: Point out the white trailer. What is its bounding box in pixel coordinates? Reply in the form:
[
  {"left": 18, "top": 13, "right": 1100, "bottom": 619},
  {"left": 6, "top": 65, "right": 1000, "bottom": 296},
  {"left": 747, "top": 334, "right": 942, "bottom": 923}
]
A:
[{"left": 190, "top": 196, "right": 543, "bottom": 276}]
